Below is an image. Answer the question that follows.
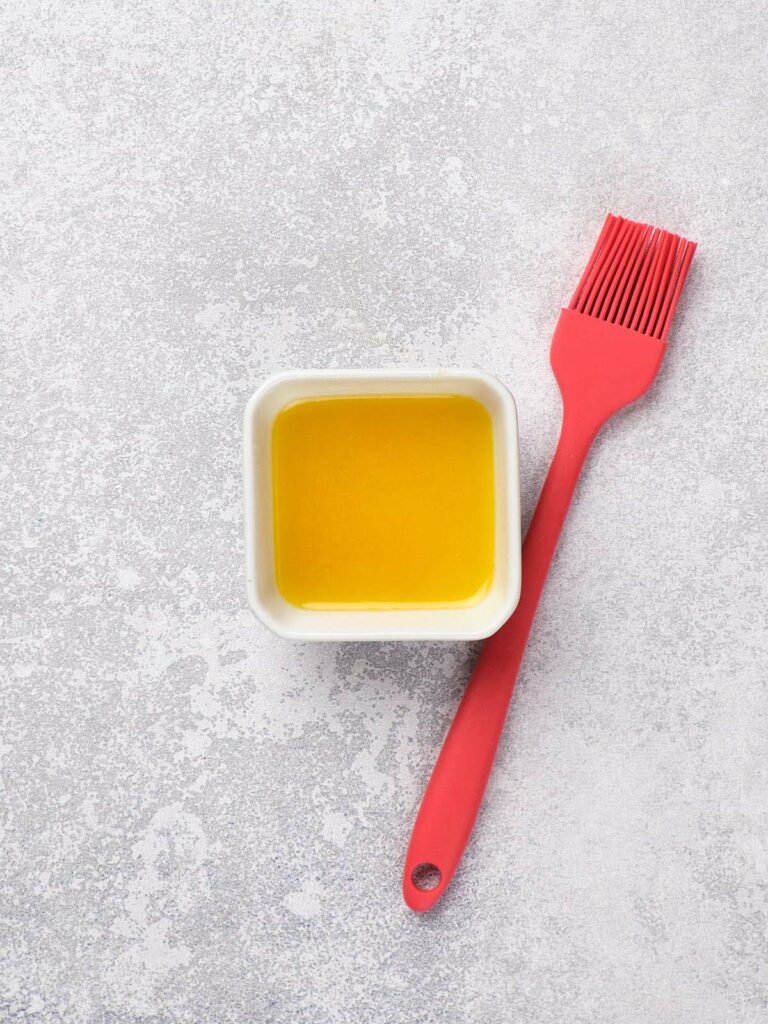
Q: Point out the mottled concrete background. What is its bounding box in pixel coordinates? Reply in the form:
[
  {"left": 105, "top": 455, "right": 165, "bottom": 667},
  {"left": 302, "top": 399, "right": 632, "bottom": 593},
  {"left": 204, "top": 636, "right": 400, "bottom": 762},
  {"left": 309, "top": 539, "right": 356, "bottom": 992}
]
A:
[{"left": 2, "top": 1, "right": 767, "bottom": 1022}]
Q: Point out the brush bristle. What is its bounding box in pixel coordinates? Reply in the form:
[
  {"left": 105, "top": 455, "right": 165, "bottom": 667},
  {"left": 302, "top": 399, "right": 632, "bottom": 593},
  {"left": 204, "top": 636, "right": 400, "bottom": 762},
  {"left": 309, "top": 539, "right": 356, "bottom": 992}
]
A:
[{"left": 569, "top": 214, "right": 696, "bottom": 341}]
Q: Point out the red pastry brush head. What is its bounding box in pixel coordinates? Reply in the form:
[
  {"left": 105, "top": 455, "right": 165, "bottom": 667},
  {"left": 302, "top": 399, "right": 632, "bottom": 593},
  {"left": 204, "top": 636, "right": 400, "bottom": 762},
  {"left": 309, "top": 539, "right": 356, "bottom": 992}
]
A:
[
  {"left": 546, "top": 213, "right": 697, "bottom": 429},
  {"left": 569, "top": 213, "right": 696, "bottom": 341}
]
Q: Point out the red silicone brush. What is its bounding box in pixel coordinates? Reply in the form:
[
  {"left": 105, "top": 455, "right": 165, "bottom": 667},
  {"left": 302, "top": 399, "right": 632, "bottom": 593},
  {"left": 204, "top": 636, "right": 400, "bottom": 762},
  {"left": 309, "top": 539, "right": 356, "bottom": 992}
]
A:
[{"left": 403, "top": 214, "right": 696, "bottom": 912}]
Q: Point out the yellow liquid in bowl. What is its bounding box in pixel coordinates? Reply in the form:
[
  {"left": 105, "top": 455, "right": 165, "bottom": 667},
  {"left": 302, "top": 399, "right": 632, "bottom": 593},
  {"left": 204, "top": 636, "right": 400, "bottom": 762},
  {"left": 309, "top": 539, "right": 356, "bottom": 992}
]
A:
[{"left": 271, "top": 394, "right": 495, "bottom": 609}]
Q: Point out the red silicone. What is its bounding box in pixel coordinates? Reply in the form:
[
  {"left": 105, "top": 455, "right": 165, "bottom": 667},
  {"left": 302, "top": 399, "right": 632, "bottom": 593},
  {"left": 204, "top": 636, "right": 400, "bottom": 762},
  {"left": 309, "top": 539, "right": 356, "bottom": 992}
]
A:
[
  {"left": 402, "top": 309, "right": 667, "bottom": 912},
  {"left": 403, "top": 214, "right": 696, "bottom": 912}
]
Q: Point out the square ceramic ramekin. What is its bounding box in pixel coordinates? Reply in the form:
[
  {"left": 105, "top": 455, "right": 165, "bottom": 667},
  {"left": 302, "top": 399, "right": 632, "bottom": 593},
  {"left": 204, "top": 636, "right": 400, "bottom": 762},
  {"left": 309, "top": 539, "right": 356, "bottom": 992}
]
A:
[{"left": 243, "top": 369, "right": 521, "bottom": 641}]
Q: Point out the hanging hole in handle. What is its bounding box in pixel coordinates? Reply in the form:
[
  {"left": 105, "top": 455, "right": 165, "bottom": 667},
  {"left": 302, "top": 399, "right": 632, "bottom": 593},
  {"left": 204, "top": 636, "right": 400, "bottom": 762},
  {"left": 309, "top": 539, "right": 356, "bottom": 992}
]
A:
[{"left": 411, "top": 862, "right": 442, "bottom": 891}]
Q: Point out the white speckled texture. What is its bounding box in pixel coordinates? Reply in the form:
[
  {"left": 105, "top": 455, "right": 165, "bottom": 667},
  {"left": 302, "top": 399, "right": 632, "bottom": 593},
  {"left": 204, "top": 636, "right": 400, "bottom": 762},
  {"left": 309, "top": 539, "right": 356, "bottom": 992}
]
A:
[{"left": 2, "top": 1, "right": 767, "bottom": 1022}]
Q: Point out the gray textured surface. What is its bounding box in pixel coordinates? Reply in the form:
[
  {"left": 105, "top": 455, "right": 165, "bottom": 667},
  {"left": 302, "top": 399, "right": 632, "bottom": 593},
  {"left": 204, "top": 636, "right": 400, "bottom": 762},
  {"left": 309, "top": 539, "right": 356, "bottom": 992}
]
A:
[{"left": 2, "top": 1, "right": 768, "bottom": 1021}]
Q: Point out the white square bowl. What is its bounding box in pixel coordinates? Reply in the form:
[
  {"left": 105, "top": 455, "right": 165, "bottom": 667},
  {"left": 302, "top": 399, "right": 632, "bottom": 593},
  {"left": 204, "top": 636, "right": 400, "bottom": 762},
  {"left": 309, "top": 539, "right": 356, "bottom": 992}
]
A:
[{"left": 243, "top": 369, "right": 521, "bottom": 641}]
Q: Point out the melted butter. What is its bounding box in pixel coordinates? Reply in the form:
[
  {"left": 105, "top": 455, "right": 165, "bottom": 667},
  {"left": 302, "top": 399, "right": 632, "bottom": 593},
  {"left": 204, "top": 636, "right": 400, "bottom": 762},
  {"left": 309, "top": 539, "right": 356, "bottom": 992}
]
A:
[{"left": 271, "top": 394, "right": 495, "bottom": 609}]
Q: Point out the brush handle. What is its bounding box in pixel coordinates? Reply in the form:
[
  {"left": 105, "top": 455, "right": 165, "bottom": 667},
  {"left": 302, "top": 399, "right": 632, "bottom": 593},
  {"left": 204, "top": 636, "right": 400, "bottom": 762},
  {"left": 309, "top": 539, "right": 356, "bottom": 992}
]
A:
[{"left": 403, "top": 412, "right": 597, "bottom": 912}]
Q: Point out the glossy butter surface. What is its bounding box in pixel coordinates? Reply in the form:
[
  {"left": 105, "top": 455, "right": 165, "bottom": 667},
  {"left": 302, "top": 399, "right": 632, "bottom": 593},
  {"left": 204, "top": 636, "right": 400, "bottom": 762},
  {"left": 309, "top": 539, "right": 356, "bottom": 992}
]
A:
[{"left": 271, "top": 394, "right": 495, "bottom": 609}]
